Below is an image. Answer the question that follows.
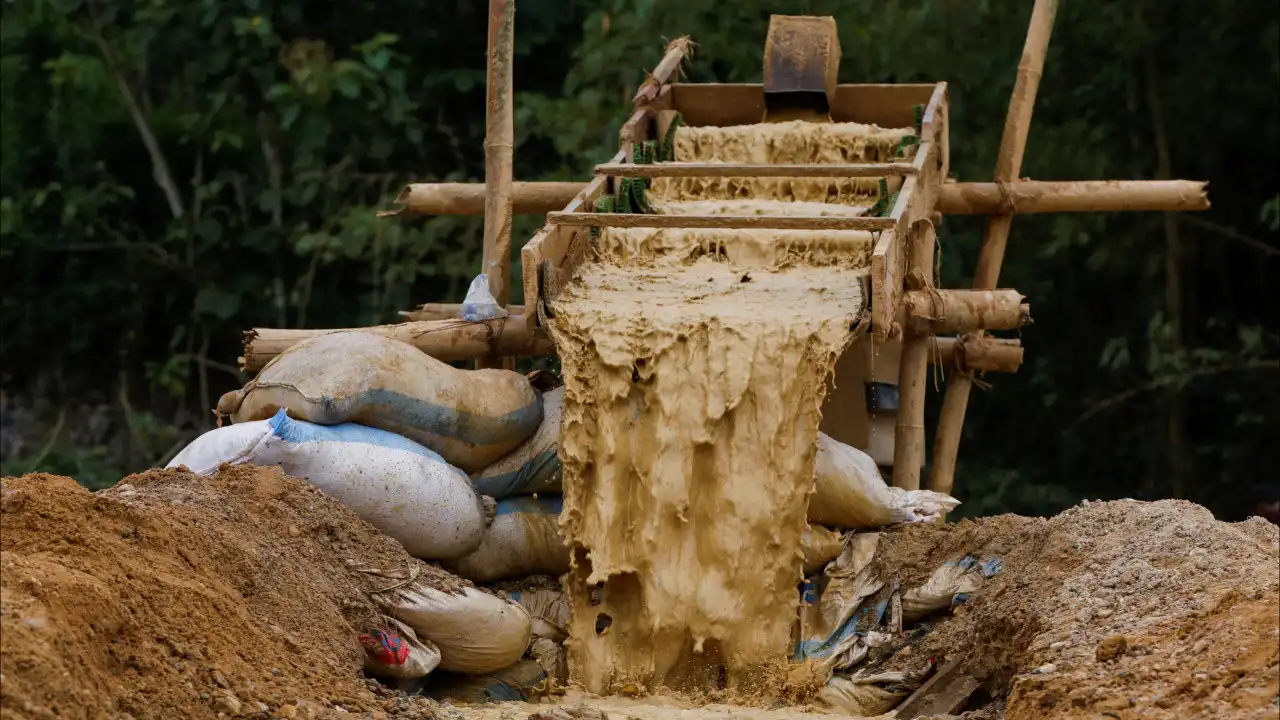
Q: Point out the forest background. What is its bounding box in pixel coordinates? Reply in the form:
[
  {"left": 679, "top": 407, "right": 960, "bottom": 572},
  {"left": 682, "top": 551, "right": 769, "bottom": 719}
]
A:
[{"left": 2, "top": 0, "right": 1277, "bottom": 520}]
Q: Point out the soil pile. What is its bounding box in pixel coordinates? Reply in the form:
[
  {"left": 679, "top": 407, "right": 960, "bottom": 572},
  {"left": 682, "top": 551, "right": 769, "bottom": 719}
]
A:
[
  {"left": 850, "top": 498, "right": 1279, "bottom": 719},
  {"left": 0, "top": 467, "right": 463, "bottom": 720}
]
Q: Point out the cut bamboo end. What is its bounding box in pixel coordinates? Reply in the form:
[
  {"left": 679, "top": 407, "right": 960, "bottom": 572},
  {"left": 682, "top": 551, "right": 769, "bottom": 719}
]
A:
[
  {"left": 633, "top": 36, "right": 696, "bottom": 107},
  {"left": 931, "top": 336, "right": 1024, "bottom": 374},
  {"left": 239, "top": 316, "right": 554, "bottom": 373},
  {"left": 593, "top": 161, "right": 917, "bottom": 179},
  {"left": 547, "top": 211, "right": 895, "bottom": 232},
  {"left": 936, "top": 180, "right": 1210, "bottom": 215},
  {"left": 904, "top": 289, "right": 1031, "bottom": 335},
  {"left": 385, "top": 182, "right": 582, "bottom": 217}
]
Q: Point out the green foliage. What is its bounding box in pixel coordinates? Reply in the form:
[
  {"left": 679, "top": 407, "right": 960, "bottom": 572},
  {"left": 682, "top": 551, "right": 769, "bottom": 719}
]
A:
[{"left": 3, "top": 0, "right": 1277, "bottom": 520}]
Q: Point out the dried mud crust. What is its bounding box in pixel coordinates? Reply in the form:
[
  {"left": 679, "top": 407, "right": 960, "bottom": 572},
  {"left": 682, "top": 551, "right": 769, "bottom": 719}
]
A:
[
  {"left": 0, "top": 467, "right": 466, "bottom": 720},
  {"left": 860, "top": 499, "right": 1279, "bottom": 720}
]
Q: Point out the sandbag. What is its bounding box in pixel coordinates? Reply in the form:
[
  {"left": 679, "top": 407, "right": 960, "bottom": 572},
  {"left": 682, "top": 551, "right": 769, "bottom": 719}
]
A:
[
  {"left": 818, "top": 670, "right": 919, "bottom": 717},
  {"left": 444, "top": 496, "right": 569, "bottom": 584},
  {"left": 507, "top": 587, "right": 571, "bottom": 642},
  {"left": 795, "top": 533, "right": 888, "bottom": 669},
  {"left": 810, "top": 433, "right": 960, "bottom": 529},
  {"left": 373, "top": 580, "right": 531, "bottom": 674},
  {"left": 358, "top": 618, "right": 441, "bottom": 679},
  {"left": 471, "top": 386, "right": 564, "bottom": 499},
  {"left": 800, "top": 525, "right": 845, "bottom": 576},
  {"left": 900, "top": 554, "right": 1003, "bottom": 623},
  {"left": 218, "top": 331, "right": 542, "bottom": 472},
  {"left": 427, "top": 659, "right": 548, "bottom": 703},
  {"left": 167, "top": 420, "right": 273, "bottom": 475},
  {"left": 167, "top": 409, "right": 488, "bottom": 560}
]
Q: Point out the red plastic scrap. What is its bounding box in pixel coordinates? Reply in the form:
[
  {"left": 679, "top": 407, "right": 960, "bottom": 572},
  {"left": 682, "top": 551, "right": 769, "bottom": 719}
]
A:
[{"left": 359, "top": 629, "right": 410, "bottom": 665}]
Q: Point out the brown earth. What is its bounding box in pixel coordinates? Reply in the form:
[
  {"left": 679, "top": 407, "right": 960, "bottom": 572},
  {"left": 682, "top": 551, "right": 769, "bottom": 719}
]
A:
[
  {"left": 0, "top": 467, "right": 461, "bottom": 720},
  {"left": 2, "top": 466, "right": 1276, "bottom": 720}
]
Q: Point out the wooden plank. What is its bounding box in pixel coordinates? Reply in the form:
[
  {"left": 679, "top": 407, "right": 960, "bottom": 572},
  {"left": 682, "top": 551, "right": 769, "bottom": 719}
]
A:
[
  {"left": 670, "top": 83, "right": 937, "bottom": 128},
  {"left": 594, "top": 161, "right": 917, "bottom": 179},
  {"left": 893, "top": 659, "right": 981, "bottom": 720},
  {"left": 869, "top": 228, "right": 899, "bottom": 338},
  {"left": 547, "top": 212, "right": 894, "bottom": 232},
  {"left": 872, "top": 140, "right": 941, "bottom": 338}
]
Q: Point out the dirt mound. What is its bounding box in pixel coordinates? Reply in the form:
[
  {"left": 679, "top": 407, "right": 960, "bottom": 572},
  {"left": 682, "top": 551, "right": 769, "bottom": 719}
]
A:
[
  {"left": 0, "top": 467, "right": 462, "bottom": 720},
  {"left": 858, "top": 499, "right": 1279, "bottom": 719}
]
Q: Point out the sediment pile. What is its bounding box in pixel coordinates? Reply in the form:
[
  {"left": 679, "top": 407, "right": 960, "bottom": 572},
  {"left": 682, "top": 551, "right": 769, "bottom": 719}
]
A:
[{"left": 546, "top": 120, "right": 910, "bottom": 694}]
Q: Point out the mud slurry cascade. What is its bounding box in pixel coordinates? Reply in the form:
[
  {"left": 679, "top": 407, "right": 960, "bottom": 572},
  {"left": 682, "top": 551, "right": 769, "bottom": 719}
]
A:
[{"left": 547, "top": 120, "right": 913, "bottom": 694}]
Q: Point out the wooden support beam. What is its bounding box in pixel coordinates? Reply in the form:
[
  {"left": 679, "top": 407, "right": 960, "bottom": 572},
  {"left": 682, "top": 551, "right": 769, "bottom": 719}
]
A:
[
  {"left": 594, "top": 161, "right": 917, "bottom": 179},
  {"left": 894, "top": 220, "right": 935, "bottom": 490},
  {"left": 239, "top": 316, "right": 554, "bottom": 373},
  {"left": 632, "top": 37, "right": 695, "bottom": 107},
  {"left": 381, "top": 182, "right": 582, "bottom": 217},
  {"left": 904, "top": 289, "right": 1030, "bottom": 335},
  {"left": 478, "top": 0, "right": 516, "bottom": 370},
  {"left": 937, "top": 179, "right": 1210, "bottom": 215},
  {"left": 931, "top": 0, "right": 1059, "bottom": 498},
  {"left": 547, "top": 211, "right": 895, "bottom": 232}
]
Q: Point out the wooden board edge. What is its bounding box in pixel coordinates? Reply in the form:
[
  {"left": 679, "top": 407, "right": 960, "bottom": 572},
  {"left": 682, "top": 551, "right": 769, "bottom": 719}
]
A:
[{"left": 870, "top": 227, "right": 899, "bottom": 338}]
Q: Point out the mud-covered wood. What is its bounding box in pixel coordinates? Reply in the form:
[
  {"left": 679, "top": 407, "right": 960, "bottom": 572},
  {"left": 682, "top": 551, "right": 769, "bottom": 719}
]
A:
[
  {"left": 594, "top": 161, "right": 917, "bottom": 178},
  {"left": 894, "top": 219, "right": 936, "bottom": 491},
  {"left": 383, "top": 182, "right": 582, "bottom": 217},
  {"left": 763, "top": 15, "right": 840, "bottom": 116},
  {"left": 936, "top": 179, "right": 1211, "bottom": 215},
  {"left": 931, "top": 336, "right": 1024, "bottom": 373},
  {"left": 904, "top": 289, "right": 1031, "bottom": 335},
  {"left": 399, "top": 303, "right": 528, "bottom": 321},
  {"left": 547, "top": 211, "right": 895, "bottom": 232},
  {"left": 669, "top": 83, "right": 939, "bottom": 128}
]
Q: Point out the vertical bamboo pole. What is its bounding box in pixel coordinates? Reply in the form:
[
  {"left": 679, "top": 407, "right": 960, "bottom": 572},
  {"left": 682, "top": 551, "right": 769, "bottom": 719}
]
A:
[
  {"left": 929, "top": 0, "right": 1059, "bottom": 496},
  {"left": 478, "top": 0, "right": 516, "bottom": 370},
  {"left": 893, "top": 220, "right": 936, "bottom": 490}
]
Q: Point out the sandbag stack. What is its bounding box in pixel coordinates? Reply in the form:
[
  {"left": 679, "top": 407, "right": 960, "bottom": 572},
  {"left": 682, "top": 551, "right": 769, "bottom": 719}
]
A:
[{"left": 165, "top": 329, "right": 961, "bottom": 700}]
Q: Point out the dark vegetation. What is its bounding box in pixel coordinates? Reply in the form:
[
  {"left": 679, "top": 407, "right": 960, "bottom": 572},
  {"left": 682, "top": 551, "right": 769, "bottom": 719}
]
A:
[{"left": 2, "top": 0, "right": 1277, "bottom": 520}]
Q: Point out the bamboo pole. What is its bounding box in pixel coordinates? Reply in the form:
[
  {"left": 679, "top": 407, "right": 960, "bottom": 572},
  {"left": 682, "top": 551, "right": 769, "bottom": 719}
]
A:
[
  {"left": 936, "top": 179, "right": 1210, "bottom": 215},
  {"left": 381, "top": 182, "right": 582, "bottom": 217},
  {"left": 633, "top": 36, "right": 695, "bottom": 106},
  {"left": 239, "top": 316, "right": 553, "bottom": 373},
  {"left": 378, "top": 179, "right": 1211, "bottom": 218},
  {"left": 478, "top": 0, "right": 516, "bottom": 371},
  {"left": 904, "top": 290, "right": 1031, "bottom": 335},
  {"left": 930, "top": 336, "right": 1024, "bottom": 374},
  {"left": 594, "top": 161, "right": 918, "bottom": 179},
  {"left": 930, "top": 0, "right": 1059, "bottom": 498},
  {"left": 547, "top": 211, "right": 895, "bottom": 232},
  {"left": 399, "top": 303, "right": 528, "bottom": 322},
  {"left": 893, "top": 221, "right": 936, "bottom": 490}
]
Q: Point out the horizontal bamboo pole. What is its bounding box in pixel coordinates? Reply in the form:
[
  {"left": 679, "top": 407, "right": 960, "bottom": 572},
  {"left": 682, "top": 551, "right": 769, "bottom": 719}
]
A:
[
  {"left": 936, "top": 179, "right": 1210, "bottom": 215},
  {"left": 547, "top": 211, "right": 895, "bottom": 232},
  {"left": 930, "top": 336, "right": 1024, "bottom": 373},
  {"left": 376, "top": 179, "right": 1212, "bottom": 218},
  {"left": 594, "top": 161, "right": 918, "bottom": 179},
  {"left": 379, "top": 182, "right": 583, "bottom": 217},
  {"left": 399, "top": 303, "right": 528, "bottom": 322},
  {"left": 239, "top": 315, "right": 554, "bottom": 373},
  {"left": 904, "top": 289, "right": 1030, "bottom": 335}
]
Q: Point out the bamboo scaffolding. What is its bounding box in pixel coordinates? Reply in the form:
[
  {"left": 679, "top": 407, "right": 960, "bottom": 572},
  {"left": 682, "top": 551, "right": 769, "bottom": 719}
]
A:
[
  {"left": 547, "top": 211, "right": 895, "bottom": 232},
  {"left": 477, "top": 0, "right": 516, "bottom": 371},
  {"left": 593, "top": 161, "right": 917, "bottom": 179},
  {"left": 930, "top": 0, "right": 1059, "bottom": 497},
  {"left": 893, "top": 220, "right": 936, "bottom": 490},
  {"left": 239, "top": 316, "right": 551, "bottom": 373},
  {"left": 904, "top": 290, "right": 1031, "bottom": 335},
  {"left": 936, "top": 179, "right": 1209, "bottom": 215}
]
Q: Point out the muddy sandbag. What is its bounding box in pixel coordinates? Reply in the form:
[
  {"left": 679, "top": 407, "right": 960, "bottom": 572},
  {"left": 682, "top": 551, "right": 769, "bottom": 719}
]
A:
[
  {"left": 426, "top": 659, "right": 548, "bottom": 703},
  {"left": 167, "top": 409, "right": 489, "bottom": 560},
  {"left": 901, "top": 554, "right": 1003, "bottom": 623},
  {"left": 507, "top": 586, "right": 571, "bottom": 642},
  {"left": 373, "top": 580, "right": 531, "bottom": 674},
  {"left": 471, "top": 386, "right": 564, "bottom": 499},
  {"left": 795, "top": 533, "right": 888, "bottom": 669},
  {"left": 358, "top": 618, "right": 442, "bottom": 679},
  {"left": 818, "top": 669, "right": 921, "bottom": 716},
  {"left": 800, "top": 525, "right": 845, "bottom": 576},
  {"left": 811, "top": 433, "right": 960, "bottom": 529},
  {"left": 444, "top": 496, "right": 569, "bottom": 584},
  {"left": 218, "top": 331, "right": 542, "bottom": 473}
]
